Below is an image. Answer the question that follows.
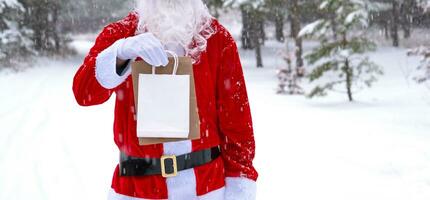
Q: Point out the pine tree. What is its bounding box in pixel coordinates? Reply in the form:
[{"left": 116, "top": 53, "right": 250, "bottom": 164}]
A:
[
  {"left": 0, "top": 0, "right": 33, "bottom": 66},
  {"left": 241, "top": 2, "right": 265, "bottom": 68},
  {"left": 407, "top": 0, "right": 430, "bottom": 84},
  {"left": 18, "top": 0, "right": 72, "bottom": 54},
  {"left": 265, "top": 0, "right": 287, "bottom": 42},
  {"left": 299, "top": 0, "right": 383, "bottom": 101},
  {"left": 227, "top": 0, "right": 266, "bottom": 68},
  {"left": 276, "top": 40, "right": 304, "bottom": 95},
  {"left": 204, "top": 0, "right": 226, "bottom": 18},
  {"left": 61, "top": 0, "right": 133, "bottom": 33}
]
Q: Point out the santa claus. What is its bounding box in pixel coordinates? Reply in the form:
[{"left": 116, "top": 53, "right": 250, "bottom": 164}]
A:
[{"left": 72, "top": 0, "right": 258, "bottom": 199}]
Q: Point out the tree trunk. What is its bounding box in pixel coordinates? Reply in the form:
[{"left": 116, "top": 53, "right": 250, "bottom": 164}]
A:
[
  {"left": 253, "top": 9, "right": 265, "bottom": 68},
  {"left": 400, "top": 0, "right": 415, "bottom": 39},
  {"left": 52, "top": 3, "right": 61, "bottom": 52},
  {"left": 33, "top": 29, "right": 43, "bottom": 51},
  {"left": 31, "top": 5, "right": 43, "bottom": 51},
  {"left": 402, "top": 23, "right": 411, "bottom": 39},
  {"left": 241, "top": 4, "right": 265, "bottom": 68},
  {"left": 342, "top": 32, "right": 353, "bottom": 101},
  {"left": 345, "top": 59, "right": 353, "bottom": 102},
  {"left": 391, "top": 1, "right": 400, "bottom": 47},
  {"left": 330, "top": 14, "right": 338, "bottom": 40},
  {"left": 240, "top": 7, "right": 253, "bottom": 49},
  {"left": 383, "top": 20, "right": 390, "bottom": 39},
  {"left": 295, "top": 37, "right": 304, "bottom": 67},
  {"left": 289, "top": 0, "right": 304, "bottom": 75},
  {"left": 213, "top": 8, "right": 220, "bottom": 19},
  {"left": 256, "top": 42, "right": 263, "bottom": 68},
  {"left": 275, "top": 14, "right": 284, "bottom": 42}
]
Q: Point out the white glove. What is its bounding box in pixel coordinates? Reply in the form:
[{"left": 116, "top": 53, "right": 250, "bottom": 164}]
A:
[{"left": 116, "top": 32, "right": 169, "bottom": 66}]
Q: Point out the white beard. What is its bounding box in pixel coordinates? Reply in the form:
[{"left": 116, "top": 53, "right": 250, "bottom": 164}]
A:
[{"left": 135, "top": 0, "right": 214, "bottom": 62}]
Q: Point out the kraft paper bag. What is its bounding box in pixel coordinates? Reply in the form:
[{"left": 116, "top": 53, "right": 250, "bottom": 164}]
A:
[{"left": 131, "top": 55, "right": 201, "bottom": 146}]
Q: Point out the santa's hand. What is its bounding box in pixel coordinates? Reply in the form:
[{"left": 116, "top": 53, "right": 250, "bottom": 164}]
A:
[{"left": 116, "top": 33, "right": 169, "bottom": 66}]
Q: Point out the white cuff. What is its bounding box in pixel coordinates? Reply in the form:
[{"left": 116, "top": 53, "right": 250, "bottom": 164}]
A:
[
  {"left": 224, "top": 177, "right": 257, "bottom": 200},
  {"left": 95, "top": 39, "right": 132, "bottom": 89}
]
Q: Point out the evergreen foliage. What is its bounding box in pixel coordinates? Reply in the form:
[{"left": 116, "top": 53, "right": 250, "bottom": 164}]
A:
[{"left": 300, "top": 0, "right": 383, "bottom": 101}]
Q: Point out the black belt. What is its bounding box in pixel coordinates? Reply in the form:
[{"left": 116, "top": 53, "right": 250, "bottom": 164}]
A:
[{"left": 119, "top": 146, "right": 221, "bottom": 178}]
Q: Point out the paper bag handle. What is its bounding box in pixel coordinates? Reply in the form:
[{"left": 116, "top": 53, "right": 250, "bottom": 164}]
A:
[{"left": 151, "top": 50, "right": 179, "bottom": 75}]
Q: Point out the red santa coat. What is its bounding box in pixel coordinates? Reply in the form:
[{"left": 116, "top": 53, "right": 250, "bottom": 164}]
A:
[{"left": 72, "top": 12, "right": 258, "bottom": 200}]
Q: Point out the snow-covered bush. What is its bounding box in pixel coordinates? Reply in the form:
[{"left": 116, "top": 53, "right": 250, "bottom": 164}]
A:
[
  {"left": 408, "top": 46, "right": 430, "bottom": 83},
  {"left": 299, "top": 0, "right": 383, "bottom": 101}
]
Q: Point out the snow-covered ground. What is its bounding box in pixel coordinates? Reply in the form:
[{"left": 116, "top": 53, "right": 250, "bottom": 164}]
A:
[
  {"left": 249, "top": 44, "right": 430, "bottom": 200},
  {"left": 1, "top": 34, "right": 430, "bottom": 200}
]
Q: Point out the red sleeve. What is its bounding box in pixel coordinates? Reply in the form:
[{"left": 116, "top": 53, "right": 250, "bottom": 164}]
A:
[
  {"left": 216, "top": 30, "right": 258, "bottom": 181},
  {"left": 72, "top": 12, "right": 138, "bottom": 106}
]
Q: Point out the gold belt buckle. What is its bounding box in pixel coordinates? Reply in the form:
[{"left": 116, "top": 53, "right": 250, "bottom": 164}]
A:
[{"left": 160, "top": 155, "right": 178, "bottom": 178}]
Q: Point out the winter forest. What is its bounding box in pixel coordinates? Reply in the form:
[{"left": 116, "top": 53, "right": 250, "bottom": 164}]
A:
[{"left": 1, "top": 0, "right": 430, "bottom": 199}]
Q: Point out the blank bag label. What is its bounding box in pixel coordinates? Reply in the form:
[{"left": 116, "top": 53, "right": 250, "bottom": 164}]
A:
[{"left": 136, "top": 74, "right": 190, "bottom": 138}]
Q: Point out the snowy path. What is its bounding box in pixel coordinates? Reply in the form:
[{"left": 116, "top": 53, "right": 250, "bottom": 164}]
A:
[
  {"left": 1, "top": 39, "right": 430, "bottom": 200},
  {"left": 0, "top": 55, "right": 118, "bottom": 200}
]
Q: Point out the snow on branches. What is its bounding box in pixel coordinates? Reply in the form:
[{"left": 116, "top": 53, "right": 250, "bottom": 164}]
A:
[
  {"left": 0, "top": 0, "right": 22, "bottom": 12},
  {"left": 408, "top": 47, "right": 430, "bottom": 83},
  {"left": 299, "top": 0, "right": 383, "bottom": 101},
  {"left": 406, "top": 0, "right": 430, "bottom": 84},
  {"left": 0, "top": 0, "right": 31, "bottom": 65}
]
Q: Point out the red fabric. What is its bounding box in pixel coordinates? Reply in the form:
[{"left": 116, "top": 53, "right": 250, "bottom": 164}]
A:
[{"left": 72, "top": 12, "right": 258, "bottom": 199}]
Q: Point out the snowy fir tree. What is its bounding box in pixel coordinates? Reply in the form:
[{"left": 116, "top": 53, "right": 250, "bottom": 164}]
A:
[
  {"left": 61, "top": 0, "right": 133, "bottom": 33},
  {"left": 407, "top": 0, "right": 430, "bottom": 84},
  {"left": 299, "top": 0, "right": 383, "bottom": 101},
  {"left": 18, "top": 0, "right": 75, "bottom": 55},
  {"left": 0, "top": 0, "right": 33, "bottom": 65},
  {"left": 1, "top": 0, "right": 133, "bottom": 68},
  {"left": 276, "top": 40, "right": 304, "bottom": 95}
]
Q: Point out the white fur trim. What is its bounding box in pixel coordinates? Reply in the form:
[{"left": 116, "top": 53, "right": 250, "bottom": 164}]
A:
[
  {"left": 108, "top": 188, "right": 153, "bottom": 200},
  {"left": 224, "top": 177, "right": 256, "bottom": 200},
  {"left": 163, "top": 140, "right": 197, "bottom": 199},
  {"left": 95, "top": 39, "right": 132, "bottom": 89},
  {"left": 198, "top": 187, "right": 225, "bottom": 200},
  {"left": 163, "top": 140, "right": 192, "bottom": 155},
  {"left": 108, "top": 187, "right": 225, "bottom": 200},
  {"left": 166, "top": 168, "right": 197, "bottom": 199}
]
